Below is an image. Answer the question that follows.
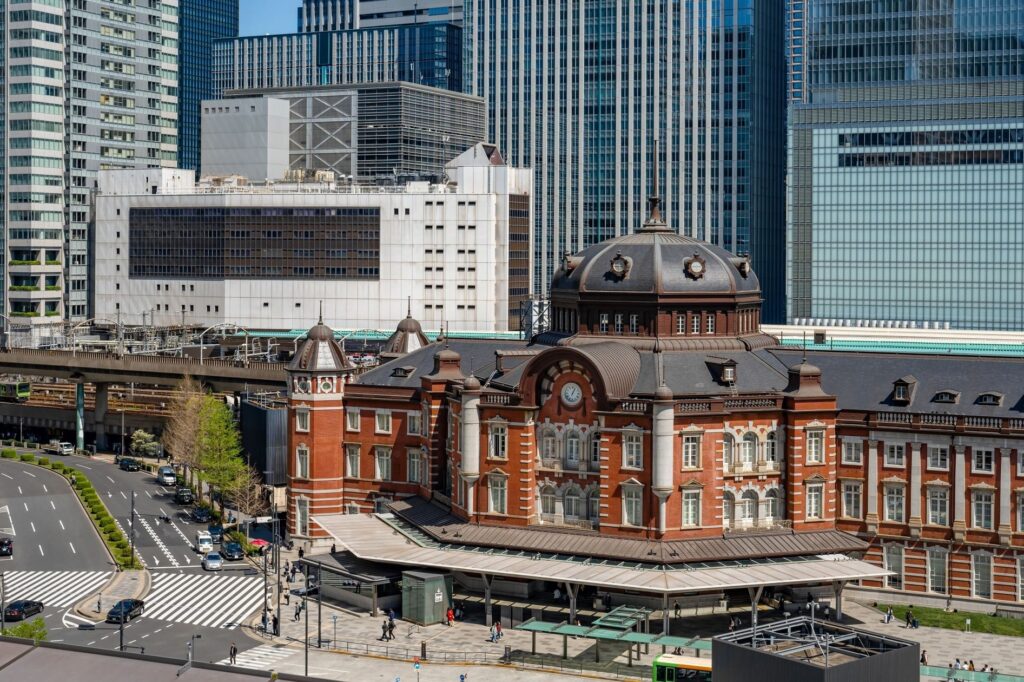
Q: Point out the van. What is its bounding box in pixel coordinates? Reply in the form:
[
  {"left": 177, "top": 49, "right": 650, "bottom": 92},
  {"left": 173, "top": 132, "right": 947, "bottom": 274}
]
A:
[
  {"left": 58, "top": 442, "right": 74, "bottom": 456},
  {"left": 156, "top": 466, "right": 176, "bottom": 486},
  {"left": 195, "top": 531, "right": 213, "bottom": 554}
]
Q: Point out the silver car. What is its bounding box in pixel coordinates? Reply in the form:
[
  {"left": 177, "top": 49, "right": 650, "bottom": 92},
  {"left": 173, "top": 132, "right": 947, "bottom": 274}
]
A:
[
  {"left": 201, "top": 552, "right": 223, "bottom": 571},
  {"left": 157, "top": 466, "right": 176, "bottom": 486}
]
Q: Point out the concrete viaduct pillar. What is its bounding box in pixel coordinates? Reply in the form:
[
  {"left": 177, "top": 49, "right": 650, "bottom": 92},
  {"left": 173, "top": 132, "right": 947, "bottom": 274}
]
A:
[
  {"left": 92, "top": 383, "right": 110, "bottom": 451},
  {"left": 75, "top": 381, "right": 86, "bottom": 452}
]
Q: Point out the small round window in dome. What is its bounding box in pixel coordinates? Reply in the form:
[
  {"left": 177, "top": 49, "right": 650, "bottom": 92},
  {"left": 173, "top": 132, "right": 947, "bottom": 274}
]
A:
[
  {"left": 609, "top": 253, "right": 631, "bottom": 279},
  {"left": 684, "top": 254, "right": 706, "bottom": 280}
]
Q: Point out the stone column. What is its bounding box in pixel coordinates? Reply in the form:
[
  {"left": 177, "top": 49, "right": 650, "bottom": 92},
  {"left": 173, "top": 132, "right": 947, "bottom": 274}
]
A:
[
  {"left": 75, "top": 381, "right": 86, "bottom": 452},
  {"left": 909, "top": 442, "right": 923, "bottom": 537},
  {"left": 865, "top": 439, "right": 879, "bottom": 532},
  {"left": 92, "top": 383, "right": 110, "bottom": 451},
  {"left": 461, "top": 383, "right": 481, "bottom": 517},
  {"left": 953, "top": 445, "right": 967, "bottom": 541},
  {"left": 652, "top": 396, "right": 675, "bottom": 535},
  {"left": 832, "top": 581, "right": 845, "bottom": 622},
  {"left": 999, "top": 447, "right": 1012, "bottom": 544}
]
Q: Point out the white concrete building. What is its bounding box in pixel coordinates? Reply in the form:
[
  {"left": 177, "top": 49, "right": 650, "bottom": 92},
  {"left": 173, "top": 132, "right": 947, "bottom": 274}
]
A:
[
  {"left": 93, "top": 144, "right": 533, "bottom": 333},
  {"left": 201, "top": 98, "right": 290, "bottom": 181}
]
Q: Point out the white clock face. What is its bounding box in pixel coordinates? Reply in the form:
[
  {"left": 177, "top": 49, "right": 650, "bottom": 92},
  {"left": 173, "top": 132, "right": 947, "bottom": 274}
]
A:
[
  {"left": 560, "top": 382, "right": 583, "bottom": 406},
  {"left": 690, "top": 260, "right": 704, "bottom": 274},
  {"left": 320, "top": 379, "right": 334, "bottom": 393}
]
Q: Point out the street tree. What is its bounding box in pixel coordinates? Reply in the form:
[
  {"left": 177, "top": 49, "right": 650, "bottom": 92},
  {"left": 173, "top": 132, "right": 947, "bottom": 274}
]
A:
[
  {"left": 130, "top": 429, "right": 161, "bottom": 459},
  {"left": 230, "top": 464, "right": 269, "bottom": 534},
  {"left": 161, "top": 376, "right": 204, "bottom": 490},
  {"left": 197, "top": 395, "right": 245, "bottom": 516}
]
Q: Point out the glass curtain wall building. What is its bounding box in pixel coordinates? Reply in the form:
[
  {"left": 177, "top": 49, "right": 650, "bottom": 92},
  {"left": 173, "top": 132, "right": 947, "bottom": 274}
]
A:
[
  {"left": 465, "top": 0, "right": 787, "bottom": 321},
  {"left": 787, "top": 1, "right": 1024, "bottom": 330},
  {"left": 179, "top": 0, "right": 238, "bottom": 172}
]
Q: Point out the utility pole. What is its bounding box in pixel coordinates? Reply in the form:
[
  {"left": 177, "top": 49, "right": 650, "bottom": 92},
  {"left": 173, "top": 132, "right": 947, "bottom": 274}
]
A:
[
  {"left": 120, "top": 409, "right": 125, "bottom": 458},
  {"left": 317, "top": 561, "right": 322, "bottom": 648},
  {"left": 119, "top": 608, "right": 125, "bottom": 651},
  {"left": 1, "top": 572, "right": 6, "bottom": 634},
  {"left": 304, "top": 574, "right": 309, "bottom": 677},
  {"left": 274, "top": 500, "right": 281, "bottom": 636},
  {"left": 262, "top": 546, "right": 269, "bottom": 633},
  {"left": 129, "top": 491, "right": 136, "bottom": 568}
]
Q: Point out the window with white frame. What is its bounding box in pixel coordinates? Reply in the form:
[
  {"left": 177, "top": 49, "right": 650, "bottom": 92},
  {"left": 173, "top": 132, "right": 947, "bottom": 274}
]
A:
[
  {"left": 706, "top": 315, "right": 715, "bottom": 334},
  {"left": 614, "top": 314, "right": 623, "bottom": 334},
  {"left": 806, "top": 483, "right": 823, "bottom": 519},
  {"left": 722, "top": 493, "right": 735, "bottom": 527},
  {"left": 488, "top": 474, "right": 507, "bottom": 514},
  {"left": 408, "top": 449, "right": 421, "bottom": 483},
  {"left": 927, "top": 488, "right": 948, "bottom": 526},
  {"left": 539, "top": 485, "right": 556, "bottom": 515},
  {"left": 622, "top": 485, "right": 642, "bottom": 526},
  {"left": 590, "top": 433, "right": 601, "bottom": 467},
  {"left": 928, "top": 549, "right": 947, "bottom": 594},
  {"left": 927, "top": 446, "right": 949, "bottom": 470},
  {"left": 587, "top": 492, "right": 600, "bottom": 521},
  {"left": 806, "top": 430, "right": 824, "bottom": 464},
  {"left": 407, "top": 411, "right": 421, "bottom": 435},
  {"left": 375, "top": 410, "right": 392, "bottom": 434},
  {"left": 973, "top": 554, "right": 992, "bottom": 599},
  {"left": 295, "top": 408, "right": 310, "bottom": 432},
  {"left": 765, "top": 432, "right": 778, "bottom": 463},
  {"left": 599, "top": 314, "right": 609, "bottom": 333},
  {"left": 884, "top": 545, "right": 903, "bottom": 589},
  {"left": 973, "top": 491, "right": 994, "bottom": 529},
  {"left": 682, "top": 490, "right": 701, "bottom": 527},
  {"left": 691, "top": 315, "right": 700, "bottom": 334},
  {"left": 564, "top": 488, "right": 581, "bottom": 519},
  {"left": 541, "top": 427, "right": 557, "bottom": 460},
  {"left": 345, "top": 444, "right": 360, "bottom": 478},
  {"left": 885, "top": 444, "right": 905, "bottom": 467},
  {"left": 740, "top": 490, "right": 759, "bottom": 523},
  {"left": 841, "top": 440, "right": 863, "bottom": 465},
  {"left": 842, "top": 481, "right": 862, "bottom": 519},
  {"left": 676, "top": 315, "right": 686, "bottom": 335},
  {"left": 565, "top": 432, "right": 581, "bottom": 466},
  {"left": 623, "top": 431, "right": 643, "bottom": 469},
  {"left": 765, "top": 490, "right": 782, "bottom": 519},
  {"left": 885, "top": 484, "right": 905, "bottom": 522},
  {"left": 346, "top": 408, "right": 360, "bottom": 432},
  {"left": 973, "top": 448, "right": 994, "bottom": 474},
  {"left": 296, "top": 445, "right": 310, "bottom": 479},
  {"left": 629, "top": 314, "right": 639, "bottom": 334},
  {"left": 489, "top": 424, "right": 507, "bottom": 459},
  {"left": 740, "top": 433, "right": 757, "bottom": 469},
  {"left": 723, "top": 434, "right": 735, "bottom": 468},
  {"left": 374, "top": 447, "right": 392, "bottom": 481},
  {"left": 682, "top": 434, "right": 701, "bottom": 469},
  {"left": 296, "top": 497, "right": 309, "bottom": 536}
]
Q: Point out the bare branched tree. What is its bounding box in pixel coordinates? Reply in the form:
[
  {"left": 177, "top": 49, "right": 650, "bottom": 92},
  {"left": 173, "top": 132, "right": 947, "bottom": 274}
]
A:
[
  {"left": 229, "top": 464, "right": 269, "bottom": 534},
  {"left": 160, "top": 376, "right": 204, "bottom": 493}
]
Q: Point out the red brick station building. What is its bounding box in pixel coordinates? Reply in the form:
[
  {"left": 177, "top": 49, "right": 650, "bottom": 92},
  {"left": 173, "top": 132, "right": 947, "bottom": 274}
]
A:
[{"left": 285, "top": 199, "right": 1024, "bottom": 618}]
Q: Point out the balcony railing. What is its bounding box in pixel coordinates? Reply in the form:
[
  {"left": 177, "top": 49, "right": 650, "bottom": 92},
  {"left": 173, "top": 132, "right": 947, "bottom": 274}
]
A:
[
  {"left": 871, "top": 411, "right": 1024, "bottom": 433},
  {"left": 532, "top": 514, "right": 597, "bottom": 530}
]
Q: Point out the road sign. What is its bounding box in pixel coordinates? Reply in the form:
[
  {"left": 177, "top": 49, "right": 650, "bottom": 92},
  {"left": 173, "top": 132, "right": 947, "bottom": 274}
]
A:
[{"left": 414, "top": 663, "right": 421, "bottom": 670}]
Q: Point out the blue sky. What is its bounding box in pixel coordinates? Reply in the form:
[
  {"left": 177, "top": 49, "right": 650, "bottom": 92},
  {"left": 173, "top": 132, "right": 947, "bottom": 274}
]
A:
[{"left": 240, "top": 0, "right": 299, "bottom": 36}]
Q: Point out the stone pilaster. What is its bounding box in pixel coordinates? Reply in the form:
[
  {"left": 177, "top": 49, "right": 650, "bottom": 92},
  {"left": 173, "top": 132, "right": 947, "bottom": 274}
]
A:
[
  {"left": 953, "top": 445, "right": 967, "bottom": 541},
  {"left": 865, "top": 439, "right": 879, "bottom": 532}
]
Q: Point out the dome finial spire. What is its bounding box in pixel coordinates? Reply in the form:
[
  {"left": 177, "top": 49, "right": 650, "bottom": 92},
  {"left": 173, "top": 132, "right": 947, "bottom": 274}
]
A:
[
  {"left": 318, "top": 300, "right": 323, "bottom": 325},
  {"left": 407, "top": 296, "right": 412, "bottom": 318},
  {"left": 642, "top": 138, "right": 668, "bottom": 231}
]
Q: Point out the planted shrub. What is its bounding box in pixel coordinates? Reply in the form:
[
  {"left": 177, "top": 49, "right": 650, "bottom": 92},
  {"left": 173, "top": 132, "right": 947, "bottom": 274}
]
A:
[
  {"left": 19, "top": 453, "right": 34, "bottom": 463},
  {"left": 37, "top": 457, "right": 49, "bottom": 466},
  {"left": 1, "top": 449, "right": 15, "bottom": 459}
]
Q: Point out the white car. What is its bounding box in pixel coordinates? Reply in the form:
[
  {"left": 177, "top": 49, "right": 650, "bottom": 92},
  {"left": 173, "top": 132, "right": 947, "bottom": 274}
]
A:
[{"left": 202, "top": 552, "right": 223, "bottom": 571}]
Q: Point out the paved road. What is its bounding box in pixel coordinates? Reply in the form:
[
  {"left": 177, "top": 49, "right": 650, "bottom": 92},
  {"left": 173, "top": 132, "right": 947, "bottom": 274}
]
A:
[{"left": 0, "top": 457, "right": 111, "bottom": 572}]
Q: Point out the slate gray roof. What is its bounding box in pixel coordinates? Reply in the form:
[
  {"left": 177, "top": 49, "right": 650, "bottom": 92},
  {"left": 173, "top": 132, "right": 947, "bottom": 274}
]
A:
[
  {"left": 356, "top": 339, "right": 534, "bottom": 388},
  {"left": 389, "top": 497, "right": 868, "bottom": 565},
  {"left": 767, "top": 348, "right": 1024, "bottom": 417}
]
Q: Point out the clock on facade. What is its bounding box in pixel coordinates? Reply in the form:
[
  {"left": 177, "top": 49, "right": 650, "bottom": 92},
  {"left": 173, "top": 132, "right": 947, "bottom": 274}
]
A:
[
  {"left": 685, "top": 254, "right": 706, "bottom": 280},
  {"left": 320, "top": 379, "right": 334, "bottom": 393},
  {"left": 297, "top": 378, "right": 311, "bottom": 393},
  {"left": 560, "top": 381, "right": 583, "bottom": 406}
]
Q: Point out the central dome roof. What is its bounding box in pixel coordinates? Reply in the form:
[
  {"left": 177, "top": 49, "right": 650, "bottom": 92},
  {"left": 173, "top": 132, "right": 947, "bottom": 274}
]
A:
[{"left": 552, "top": 230, "right": 759, "bottom": 296}]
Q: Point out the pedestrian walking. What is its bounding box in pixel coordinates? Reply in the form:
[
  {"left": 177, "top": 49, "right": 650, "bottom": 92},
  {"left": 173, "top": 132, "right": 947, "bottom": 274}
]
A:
[
  {"left": 495, "top": 622, "right": 503, "bottom": 640},
  {"left": 380, "top": 619, "right": 389, "bottom": 641},
  {"left": 905, "top": 608, "right": 913, "bottom": 628},
  {"left": 294, "top": 604, "right": 302, "bottom": 622},
  {"left": 388, "top": 608, "right": 396, "bottom": 622},
  {"left": 298, "top": 547, "right": 305, "bottom": 560},
  {"left": 285, "top": 592, "right": 290, "bottom": 605},
  {"left": 387, "top": 619, "right": 396, "bottom": 641},
  {"left": 884, "top": 606, "right": 894, "bottom": 624},
  {"left": 272, "top": 613, "right": 279, "bottom": 636},
  {"left": 229, "top": 642, "right": 238, "bottom": 665},
  {"left": 447, "top": 607, "right": 455, "bottom": 627},
  {"left": 673, "top": 600, "right": 681, "bottom": 619},
  {"left": 920, "top": 650, "right": 928, "bottom": 665},
  {"left": 489, "top": 624, "right": 497, "bottom": 643}
]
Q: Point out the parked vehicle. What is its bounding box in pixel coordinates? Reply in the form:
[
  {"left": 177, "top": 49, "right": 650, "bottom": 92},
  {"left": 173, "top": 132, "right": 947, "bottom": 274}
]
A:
[
  {"left": 0, "top": 538, "right": 12, "bottom": 556},
  {"left": 221, "top": 541, "right": 244, "bottom": 561},
  {"left": 3, "top": 600, "right": 43, "bottom": 621},
  {"left": 201, "top": 552, "right": 224, "bottom": 571},
  {"left": 195, "top": 530, "right": 213, "bottom": 554},
  {"left": 106, "top": 599, "right": 144, "bottom": 623},
  {"left": 118, "top": 458, "right": 141, "bottom": 472},
  {"left": 207, "top": 524, "right": 223, "bottom": 543},
  {"left": 190, "top": 507, "right": 213, "bottom": 524},
  {"left": 174, "top": 487, "right": 194, "bottom": 505},
  {"left": 156, "top": 465, "right": 176, "bottom": 486}
]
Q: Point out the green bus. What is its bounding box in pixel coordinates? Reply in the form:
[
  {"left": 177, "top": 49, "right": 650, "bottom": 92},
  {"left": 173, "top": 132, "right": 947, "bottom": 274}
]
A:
[
  {"left": 0, "top": 381, "right": 30, "bottom": 403},
  {"left": 652, "top": 653, "right": 712, "bottom": 681}
]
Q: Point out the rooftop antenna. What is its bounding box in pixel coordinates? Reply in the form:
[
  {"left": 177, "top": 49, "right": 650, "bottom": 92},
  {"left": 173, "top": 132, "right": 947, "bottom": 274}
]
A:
[{"left": 802, "top": 331, "right": 807, "bottom": 364}]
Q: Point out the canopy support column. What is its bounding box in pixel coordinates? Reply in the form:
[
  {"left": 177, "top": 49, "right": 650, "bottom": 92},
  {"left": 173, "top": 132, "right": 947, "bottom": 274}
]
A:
[
  {"left": 832, "top": 580, "right": 846, "bottom": 622},
  {"left": 482, "top": 574, "right": 494, "bottom": 627},
  {"left": 747, "top": 585, "right": 764, "bottom": 633},
  {"left": 662, "top": 593, "right": 669, "bottom": 636},
  {"left": 563, "top": 581, "right": 579, "bottom": 624}
]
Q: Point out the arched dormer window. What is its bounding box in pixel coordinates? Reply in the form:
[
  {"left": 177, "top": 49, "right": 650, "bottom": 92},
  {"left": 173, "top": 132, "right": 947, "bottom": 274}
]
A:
[
  {"left": 933, "top": 390, "right": 959, "bottom": 404},
  {"left": 977, "top": 392, "right": 1003, "bottom": 407},
  {"left": 740, "top": 433, "right": 757, "bottom": 469}
]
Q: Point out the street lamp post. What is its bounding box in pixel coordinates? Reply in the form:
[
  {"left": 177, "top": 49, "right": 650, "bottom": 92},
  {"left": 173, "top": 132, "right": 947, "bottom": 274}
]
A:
[
  {"left": 189, "top": 633, "right": 202, "bottom": 663},
  {"left": 129, "top": 491, "right": 136, "bottom": 569},
  {"left": 120, "top": 409, "right": 125, "bottom": 458},
  {"left": 304, "top": 576, "right": 309, "bottom": 677},
  {"left": 317, "top": 561, "right": 323, "bottom": 649},
  {"left": 1, "top": 572, "right": 6, "bottom": 635},
  {"left": 18, "top": 417, "right": 23, "bottom": 444}
]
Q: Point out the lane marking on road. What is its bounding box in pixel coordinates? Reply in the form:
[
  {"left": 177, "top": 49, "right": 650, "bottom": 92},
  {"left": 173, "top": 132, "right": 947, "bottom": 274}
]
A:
[
  {"left": 42, "top": 484, "right": 47, "bottom": 493},
  {"left": 18, "top": 486, "right": 23, "bottom": 495},
  {"left": 120, "top": 491, "right": 127, "bottom": 500},
  {"left": 159, "top": 507, "right": 168, "bottom": 516},
  {"left": 137, "top": 514, "right": 180, "bottom": 568},
  {"left": 58, "top": 519, "right": 65, "bottom": 530},
  {"left": 50, "top": 500, "right": 56, "bottom": 510},
  {"left": 69, "top": 542, "right": 76, "bottom": 554},
  {"left": 38, "top": 544, "right": 44, "bottom": 556},
  {"left": 87, "top": 641, "right": 95, "bottom": 646},
  {"left": 30, "top": 522, "right": 36, "bottom": 533},
  {"left": 24, "top": 502, "right": 28, "bottom": 511},
  {"left": 0, "top": 473, "right": 12, "bottom": 479},
  {"left": 78, "top": 465, "right": 92, "bottom": 470},
  {"left": 105, "top": 476, "right": 115, "bottom": 484},
  {"left": 62, "top": 610, "right": 99, "bottom": 629},
  {"left": 145, "top": 491, "right": 152, "bottom": 498},
  {"left": 21, "top": 470, "right": 35, "bottom": 478}
]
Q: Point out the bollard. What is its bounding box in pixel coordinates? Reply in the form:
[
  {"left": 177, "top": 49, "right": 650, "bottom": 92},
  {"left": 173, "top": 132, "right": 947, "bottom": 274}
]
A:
[
  {"left": 421, "top": 640, "right": 428, "bottom": 661},
  {"left": 503, "top": 644, "right": 511, "bottom": 664}
]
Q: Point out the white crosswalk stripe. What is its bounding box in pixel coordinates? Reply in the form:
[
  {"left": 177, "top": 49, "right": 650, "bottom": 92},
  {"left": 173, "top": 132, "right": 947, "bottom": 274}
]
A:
[
  {"left": 2, "top": 571, "right": 111, "bottom": 608},
  {"left": 216, "top": 644, "right": 294, "bottom": 670},
  {"left": 144, "top": 573, "right": 264, "bottom": 629}
]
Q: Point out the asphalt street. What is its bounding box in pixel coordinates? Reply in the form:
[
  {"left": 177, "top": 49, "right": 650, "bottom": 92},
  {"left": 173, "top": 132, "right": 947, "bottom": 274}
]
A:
[{"left": 0, "top": 457, "right": 111, "bottom": 572}]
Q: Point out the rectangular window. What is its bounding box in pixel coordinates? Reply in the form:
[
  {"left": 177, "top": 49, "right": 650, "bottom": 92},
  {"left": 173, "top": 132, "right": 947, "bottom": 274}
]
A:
[
  {"left": 375, "top": 410, "right": 392, "bottom": 434},
  {"left": 885, "top": 545, "right": 903, "bottom": 590},
  {"left": 345, "top": 445, "right": 360, "bottom": 478},
  {"left": 296, "top": 498, "right": 309, "bottom": 536},
  {"left": 691, "top": 315, "right": 700, "bottom": 334},
  {"left": 407, "top": 411, "right": 421, "bottom": 436},
  {"left": 682, "top": 490, "right": 701, "bottom": 527},
  {"left": 614, "top": 314, "right": 623, "bottom": 334},
  {"left": 295, "top": 408, "right": 310, "bottom": 433},
  {"left": 973, "top": 448, "right": 995, "bottom": 474},
  {"left": 346, "top": 409, "right": 360, "bottom": 432},
  {"left": 973, "top": 554, "right": 992, "bottom": 599},
  {"left": 599, "top": 314, "right": 609, "bottom": 333},
  {"left": 623, "top": 432, "right": 643, "bottom": 469},
  {"left": 973, "top": 491, "right": 994, "bottom": 529},
  {"left": 706, "top": 315, "right": 715, "bottom": 334},
  {"left": 841, "top": 440, "right": 863, "bottom": 465},
  {"left": 682, "top": 435, "right": 701, "bottom": 469},
  {"left": 842, "top": 482, "right": 862, "bottom": 519},
  {"left": 928, "top": 550, "right": 947, "bottom": 594},
  {"left": 489, "top": 424, "right": 507, "bottom": 459},
  {"left": 629, "top": 314, "right": 639, "bottom": 334},
  {"left": 928, "top": 488, "right": 948, "bottom": 526},
  {"left": 374, "top": 447, "right": 392, "bottom": 481},
  {"left": 928, "top": 446, "right": 949, "bottom": 470},
  {"left": 806, "top": 431, "right": 824, "bottom": 464},
  {"left": 885, "top": 444, "right": 905, "bottom": 467},
  {"left": 806, "top": 484, "right": 823, "bottom": 519},
  {"left": 489, "top": 476, "right": 506, "bottom": 514},
  {"left": 623, "top": 487, "right": 642, "bottom": 526},
  {"left": 676, "top": 315, "right": 685, "bottom": 335},
  {"left": 407, "top": 450, "right": 421, "bottom": 484},
  {"left": 885, "top": 485, "right": 905, "bottom": 522},
  {"left": 296, "top": 446, "right": 309, "bottom": 479}
]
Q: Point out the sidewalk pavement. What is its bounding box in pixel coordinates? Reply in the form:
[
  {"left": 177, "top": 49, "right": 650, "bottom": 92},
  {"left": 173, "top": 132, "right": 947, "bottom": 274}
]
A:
[{"left": 74, "top": 569, "right": 150, "bottom": 622}]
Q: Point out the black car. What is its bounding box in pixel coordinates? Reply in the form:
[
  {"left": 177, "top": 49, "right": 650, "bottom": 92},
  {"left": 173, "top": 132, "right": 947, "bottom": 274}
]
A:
[
  {"left": 221, "top": 541, "right": 244, "bottom": 561},
  {"left": 174, "top": 487, "right": 194, "bottom": 505},
  {"left": 190, "top": 507, "right": 213, "bottom": 524},
  {"left": 4, "top": 600, "right": 43, "bottom": 621},
  {"left": 106, "top": 599, "right": 144, "bottom": 623},
  {"left": 0, "top": 538, "right": 12, "bottom": 556},
  {"left": 207, "top": 524, "right": 223, "bottom": 543},
  {"left": 119, "top": 458, "right": 141, "bottom": 472}
]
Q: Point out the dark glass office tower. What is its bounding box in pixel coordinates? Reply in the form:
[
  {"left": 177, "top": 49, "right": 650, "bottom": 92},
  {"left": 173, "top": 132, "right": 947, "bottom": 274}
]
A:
[
  {"left": 788, "top": 1, "right": 1024, "bottom": 330},
  {"left": 179, "top": 0, "right": 239, "bottom": 172},
  {"left": 465, "top": 1, "right": 788, "bottom": 321}
]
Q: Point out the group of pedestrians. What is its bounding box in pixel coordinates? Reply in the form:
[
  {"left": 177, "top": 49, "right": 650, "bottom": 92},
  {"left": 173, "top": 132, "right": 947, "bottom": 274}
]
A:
[
  {"left": 380, "top": 608, "right": 398, "bottom": 641},
  {"left": 488, "top": 622, "right": 504, "bottom": 643},
  {"left": 948, "top": 657, "right": 996, "bottom": 674},
  {"left": 881, "top": 605, "right": 919, "bottom": 629}
]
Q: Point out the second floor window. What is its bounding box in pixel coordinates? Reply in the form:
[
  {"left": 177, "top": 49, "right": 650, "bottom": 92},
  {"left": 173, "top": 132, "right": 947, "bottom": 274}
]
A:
[
  {"left": 841, "top": 440, "right": 862, "bottom": 465},
  {"left": 489, "top": 424, "right": 507, "bottom": 459},
  {"left": 623, "top": 486, "right": 642, "bottom": 526},
  {"left": 565, "top": 432, "right": 581, "bottom": 465},
  {"left": 623, "top": 432, "right": 642, "bottom": 469},
  {"left": 973, "top": 491, "right": 994, "bottom": 530},
  {"left": 295, "top": 408, "right": 310, "bottom": 432},
  {"left": 375, "top": 410, "right": 392, "bottom": 434},
  {"left": 408, "top": 450, "right": 421, "bottom": 484},
  {"left": 346, "top": 409, "right": 360, "bottom": 432},
  {"left": 345, "top": 445, "right": 360, "bottom": 478},
  {"left": 885, "top": 485, "right": 905, "bottom": 522},
  {"left": 928, "top": 488, "right": 948, "bottom": 526},
  {"left": 928, "top": 446, "right": 949, "bottom": 470},
  {"left": 374, "top": 447, "right": 392, "bottom": 481},
  {"left": 806, "top": 484, "right": 823, "bottom": 519},
  {"left": 806, "top": 431, "right": 824, "bottom": 464},
  {"left": 682, "top": 490, "right": 701, "bottom": 527},
  {"left": 296, "top": 445, "right": 309, "bottom": 479},
  {"left": 885, "top": 444, "right": 905, "bottom": 467},
  {"left": 407, "top": 411, "right": 421, "bottom": 435},
  {"left": 489, "top": 475, "right": 506, "bottom": 514},
  {"left": 842, "top": 482, "right": 862, "bottom": 519},
  {"left": 682, "top": 435, "right": 701, "bottom": 469},
  {"left": 973, "top": 448, "right": 994, "bottom": 473}
]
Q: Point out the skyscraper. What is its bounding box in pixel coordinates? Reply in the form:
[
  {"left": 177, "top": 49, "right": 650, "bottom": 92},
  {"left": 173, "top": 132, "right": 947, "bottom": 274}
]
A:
[
  {"left": 464, "top": 1, "right": 787, "bottom": 321},
  {"left": 0, "top": 1, "right": 180, "bottom": 333},
  {"left": 178, "top": 0, "right": 239, "bottom": 172},
  {"left": 787, "top": 1, "right": 1024, "bottom": 330}
]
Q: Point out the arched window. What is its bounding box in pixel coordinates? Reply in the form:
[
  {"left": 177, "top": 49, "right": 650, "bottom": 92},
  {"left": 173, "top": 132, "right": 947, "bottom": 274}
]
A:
[
  {"left": 740, "top": 490, "right": 759, "bottom": 526},
  {"left": 765, "top": 489, "right": 782, "bottom": 521},
  {"left": 723, "top": 434, "right": 735, "bottom": 469},
  {"left": 589, "top": 432, "right": 602, "bottom": 470},
  {"left": 765, "top": 431, "right": 778, "bottom": 464},
  {"left": 541, "top": 427, "right": 558, "bottom": 460},
  {"left": 564, "top": 487, "right": 581, "bottom": 520},
  {"left": 540, "top": 485, "right": 556, "bottom": 516},
  {"left": 565, "top": 432, "right": 581, "bottom": 466},
  {"left": 741, "top": 433, "right": 757, "bottom": 469},
  {"left": 587, "top": 491, "right": 600, "bottom": 522},
  {"left": 722, "top": 491, "right": 735, "bottom": 528}
]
